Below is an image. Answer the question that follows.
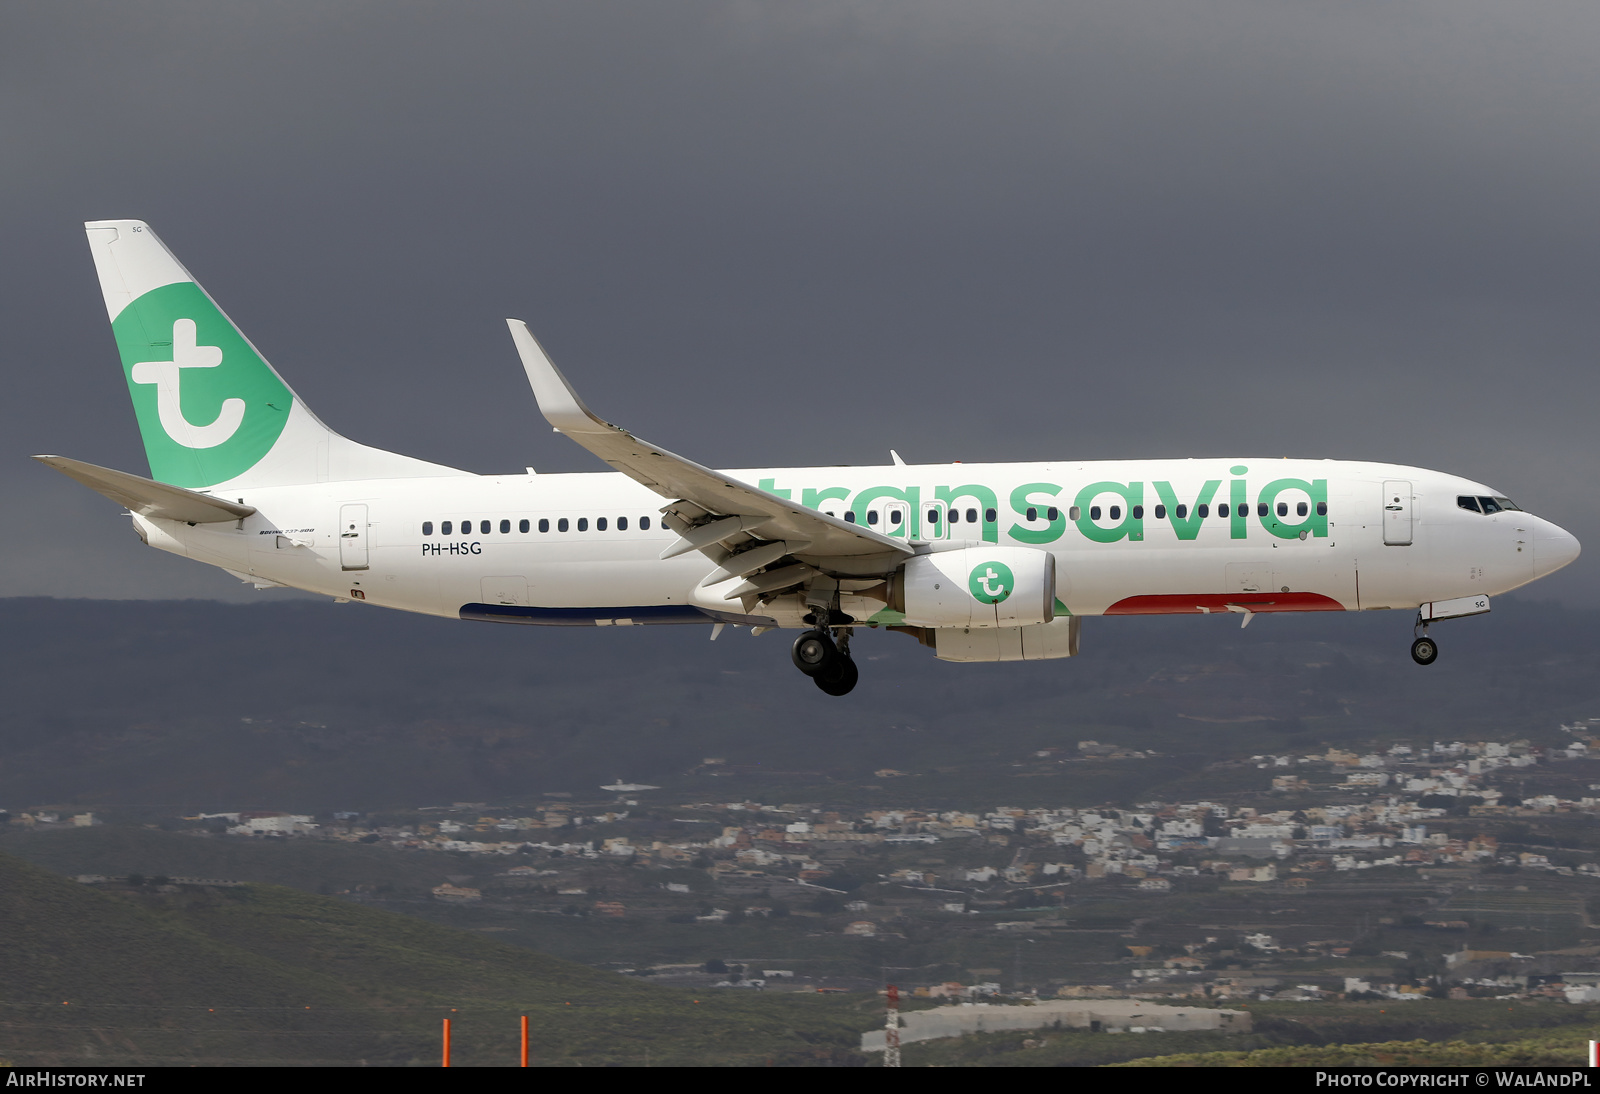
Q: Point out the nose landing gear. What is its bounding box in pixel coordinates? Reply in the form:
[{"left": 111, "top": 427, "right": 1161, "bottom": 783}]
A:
[
  {"left": 791, "top": 627, "right": 859, "bottom": 696},
  {"left": 1411, "top": 612, "right": 1438, "bottom": 665}
]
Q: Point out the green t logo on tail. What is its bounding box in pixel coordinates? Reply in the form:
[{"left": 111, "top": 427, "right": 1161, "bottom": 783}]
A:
[
  {"left": 968, "top": 561, "right": 1015, "bottom": 604},
  {"left": 112, "top": 282, "right": 292, "bottom": 488}
]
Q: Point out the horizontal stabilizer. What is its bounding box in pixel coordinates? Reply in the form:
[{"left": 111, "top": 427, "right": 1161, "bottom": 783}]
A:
[{"left": 34, "top": 455, "right": 256, "bottom": 523}]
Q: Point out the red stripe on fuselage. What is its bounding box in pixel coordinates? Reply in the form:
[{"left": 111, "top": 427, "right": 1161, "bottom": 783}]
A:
[{"left": 1104, "top": 592, "right": 1347, "bottom": 615}]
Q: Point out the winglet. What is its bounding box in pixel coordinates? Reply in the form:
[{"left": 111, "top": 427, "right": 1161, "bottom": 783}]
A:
[{"left": 506, "top": 320, "right": 612, "bottom": 436}]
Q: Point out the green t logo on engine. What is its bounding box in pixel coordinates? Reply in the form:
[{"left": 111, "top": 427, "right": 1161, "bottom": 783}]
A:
[{"left": 968, "top": 561, "right": 1015, "bottom": 604}]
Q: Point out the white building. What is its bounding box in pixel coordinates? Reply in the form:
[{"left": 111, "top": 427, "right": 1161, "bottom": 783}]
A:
[{"left": 861, "top": 1001, "right": 1249, "bottom": 1051}]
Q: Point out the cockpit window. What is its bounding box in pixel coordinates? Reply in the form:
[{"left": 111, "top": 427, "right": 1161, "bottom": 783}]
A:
[
  {"left": 1478, "top": 496, "right": 1503, "bottom": 515},
  {"left": 1457, "top": 496, "right": 1482, "bottom": 514},
  {"left": 1493, "top": 496, "right": 1521, "bottom": 512}
]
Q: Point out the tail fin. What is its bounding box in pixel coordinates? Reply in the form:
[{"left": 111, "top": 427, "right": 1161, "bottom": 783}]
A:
[{"left": 84, "top": 220, "right": 458, "bottom": 489}]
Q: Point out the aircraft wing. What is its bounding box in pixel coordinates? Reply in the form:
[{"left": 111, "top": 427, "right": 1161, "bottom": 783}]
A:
[
  {"left": 34, "top": 455, "right": 257, "bottom": 523},
  {"left": 506, "top": 320, "right": 911, "bottom": 571}
]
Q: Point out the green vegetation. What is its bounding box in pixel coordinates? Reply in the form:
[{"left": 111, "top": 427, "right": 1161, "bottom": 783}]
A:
[
  {"left": 1115, "top": 1033, "right": 1592, "bottom": 1067},
  {"left": 893, "top": 1001, "right": 1600, "bottom": 1067},
  {"left": 0, "top": 852, "right": 874, "bottom": 1066}
]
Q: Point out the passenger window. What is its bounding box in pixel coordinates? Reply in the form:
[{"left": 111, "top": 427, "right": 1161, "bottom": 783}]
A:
[
  {"left": 947, "top": 509, "right": 958, "bottom": 524},
  {"left": 1090, "top": 506, "right": 1102, "bottom": 521},
  {"left": 1479, "top": 496, "right": 1503, "bottom": 514},
  {"left": 1218, "top": 504, "right": 1229, "bottom": 518},
  {"left": 1131, "top": 505, "right": 1143, "bottom": 520},
  {"left": 1276, "top": 503, "right": 1287, "bottom": 517},
  {"left": 1316, "top": 502, "right": 1327, "bottom": 517},
  {"left": 597, "top": 517, "right": 608, "bottom": 531},
  {"left": 967, "top": 508, "right": 978, "bottom": 523},
  {"left": 1176, "top": 504, "right": 1188, "bottom": 519},
  {"left": 618, "top": 516, "right": 628, "bottom": 530},
  {"left": 845, "top": 511, "right": 857, "bottom": 524},
  {"left": 477, "top": 520, "right": 488, "bottom": 534},
  {"left": 1257, "top": 503, "right": 1268, "bottom": 518},
  {"left": 578, "top": 518, "right": 588, "bottom": 531},
  {"left": 1197, "top": 504, "right": 1208, "bottom": 518},
  {"left": 441, "top": 521, "right": 452, "bottom": 535},
  {"left": 519, "top": 519, "right": 530, "bottom": 533},
  {"left": 460, "top": 520, "right": 471, "bottom": 535},
  {"left": 1296, "top": 502, "right": 1307, "bottom": 517},
  {"left": 984, "top": 508, "right": 996, "bottom": 523},
  {"left": 1069, "top": 506, "right": 1081, "bottom": 521},
  {"left": 868, "top": 510, "right": 879, "bottom": 525},
  {"left": 500, "top": 519, "right": 511, "bottom": 534},
  {"left": 926, "top": 509, "right": 940, "bottom": 524},
  {"left": 1046, "top": 507, "right": 1058, "bottom": 521},
  {"left": 1110, "top": 506, "right": 1122, "bottom": 520},
  {"left": 1026, "top": 507, "right": 1037, "bottom": 522},
  {"left": 422, "top": 521, "right": 434, "bottom": 536},
  {"left": 538, "top": 518, "right": 549, "bottom": 533},
  {"left": 1154, "top": 505, "right": 1165, "bottom": 519},
  {"left": 640, "top": 516, "right": 651, "bottom": 530},
  {"left": 891, "top": 510, "right": 903, "bottom": 526},
  {"left": 558, "top": 518, "right": 569, "bottom": 532}
]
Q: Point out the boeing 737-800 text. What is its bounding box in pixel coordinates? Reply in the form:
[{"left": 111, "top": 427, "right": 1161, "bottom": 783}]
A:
[{"left": 38, "top": 221, "right": 1581, "bottom": 695}]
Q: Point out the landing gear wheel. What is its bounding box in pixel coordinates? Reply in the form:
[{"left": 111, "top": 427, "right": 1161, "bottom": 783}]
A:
[
  {"left": 791, "top": 629, "right": 836, "bottom": 676},
  {"left": 814, "top": 655, "right": 859, "bottom": 696},
  {"left": 1411, "top": 637, "right": 1438, "bottom": 666}
]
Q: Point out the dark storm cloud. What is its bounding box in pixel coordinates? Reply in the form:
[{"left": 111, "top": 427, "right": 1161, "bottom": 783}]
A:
[{"left": 3, "top": 1, "right": 1596, "bottom": 600}]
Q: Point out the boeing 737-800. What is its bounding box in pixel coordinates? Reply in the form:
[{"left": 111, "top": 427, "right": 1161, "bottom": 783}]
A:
[{"left": 38, "top": 221, "right": 1581, "bottom": 696}]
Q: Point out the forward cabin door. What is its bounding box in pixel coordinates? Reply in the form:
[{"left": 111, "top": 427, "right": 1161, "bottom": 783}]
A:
[
  {"left": 1382, "top": 481, "right": 1413, "bottom": 546},
  {"left": 339, "top": 504, "right": 369, "bottom": 570}
]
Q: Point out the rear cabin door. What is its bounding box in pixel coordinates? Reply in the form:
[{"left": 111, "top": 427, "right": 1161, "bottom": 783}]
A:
[
  {"left": 1382, "top": 481, "right": 1413, "bottom": 546},
  {"left": 339, "top": 504, "right": 369, "bottom": 570}
]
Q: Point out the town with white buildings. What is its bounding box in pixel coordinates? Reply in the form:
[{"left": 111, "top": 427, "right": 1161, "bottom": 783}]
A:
[{"left": 31, "top": 718, "right": 1594, "bottom": 1008}]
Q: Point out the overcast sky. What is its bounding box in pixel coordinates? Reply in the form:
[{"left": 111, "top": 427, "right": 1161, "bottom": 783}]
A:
[{"left": 4, "top": 1, "right": 1596, "bottom": 605}]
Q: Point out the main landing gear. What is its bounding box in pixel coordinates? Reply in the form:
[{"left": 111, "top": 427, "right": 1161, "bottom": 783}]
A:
[
  {"left": 1411, "top": 613, "right": 1438, "bottom": 666},
  {"left": 791, "top": 627, "right": 859, "bottom": 696}
]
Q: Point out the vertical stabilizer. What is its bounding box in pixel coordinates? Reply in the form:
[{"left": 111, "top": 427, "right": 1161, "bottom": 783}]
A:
[{"left": 84, "top": 220, "right": 459, "bottom": 489}]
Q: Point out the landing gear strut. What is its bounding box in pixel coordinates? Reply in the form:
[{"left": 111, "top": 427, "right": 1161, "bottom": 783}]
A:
[
  {"left": 1411, "top": 613, "right": 1438, "bottom": 666},
  {"left": 790, "top": 626, "right": 858, "bottom": 696}
]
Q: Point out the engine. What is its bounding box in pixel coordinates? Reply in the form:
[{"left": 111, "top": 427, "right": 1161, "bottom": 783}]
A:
[{"left": 895, "top": 547, "right": 1056, "bottom": 628}]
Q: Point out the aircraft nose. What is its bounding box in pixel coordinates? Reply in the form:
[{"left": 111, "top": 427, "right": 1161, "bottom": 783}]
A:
[{"left": 1534, "top": 520, "right": 1581, "bottom": 578}]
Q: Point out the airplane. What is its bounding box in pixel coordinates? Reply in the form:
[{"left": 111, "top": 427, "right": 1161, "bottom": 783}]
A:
[{"left": 37, "top": 220, "right": 1581, "bottom": 697}]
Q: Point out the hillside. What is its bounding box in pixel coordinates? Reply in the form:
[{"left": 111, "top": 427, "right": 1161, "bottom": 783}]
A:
[
  {"left": 1, "top": 595, "right": 1596, "bottom": 813},
  {"left": 0, "top": 852, "right": 871, "bottom": 1066}
]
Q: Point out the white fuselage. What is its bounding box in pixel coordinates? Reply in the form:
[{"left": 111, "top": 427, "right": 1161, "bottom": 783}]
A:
[{"left": 132, "top": 457, "right": 1577, "bottom": 630}]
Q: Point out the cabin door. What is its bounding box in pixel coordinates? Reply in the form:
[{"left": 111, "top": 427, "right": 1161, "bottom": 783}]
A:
[
  {"left": 1382, "top": 481, "right": 1413, "bottom": 546},
  {"left": 339, "top": 504, "right": 369, "bottom": 570}
]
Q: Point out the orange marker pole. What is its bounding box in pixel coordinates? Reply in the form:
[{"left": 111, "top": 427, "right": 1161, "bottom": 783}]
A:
[
  {"left": 520, "top": 1015, "right": 529, "bottom": 1066},
  {"left": 442, "top": 1017, "right": 451, "bottom": 1067}
]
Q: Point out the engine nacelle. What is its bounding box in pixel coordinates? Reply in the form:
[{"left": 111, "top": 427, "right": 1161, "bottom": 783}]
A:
[{"left": 897, "top": 547, "right": 1056, "bottom": 628}]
